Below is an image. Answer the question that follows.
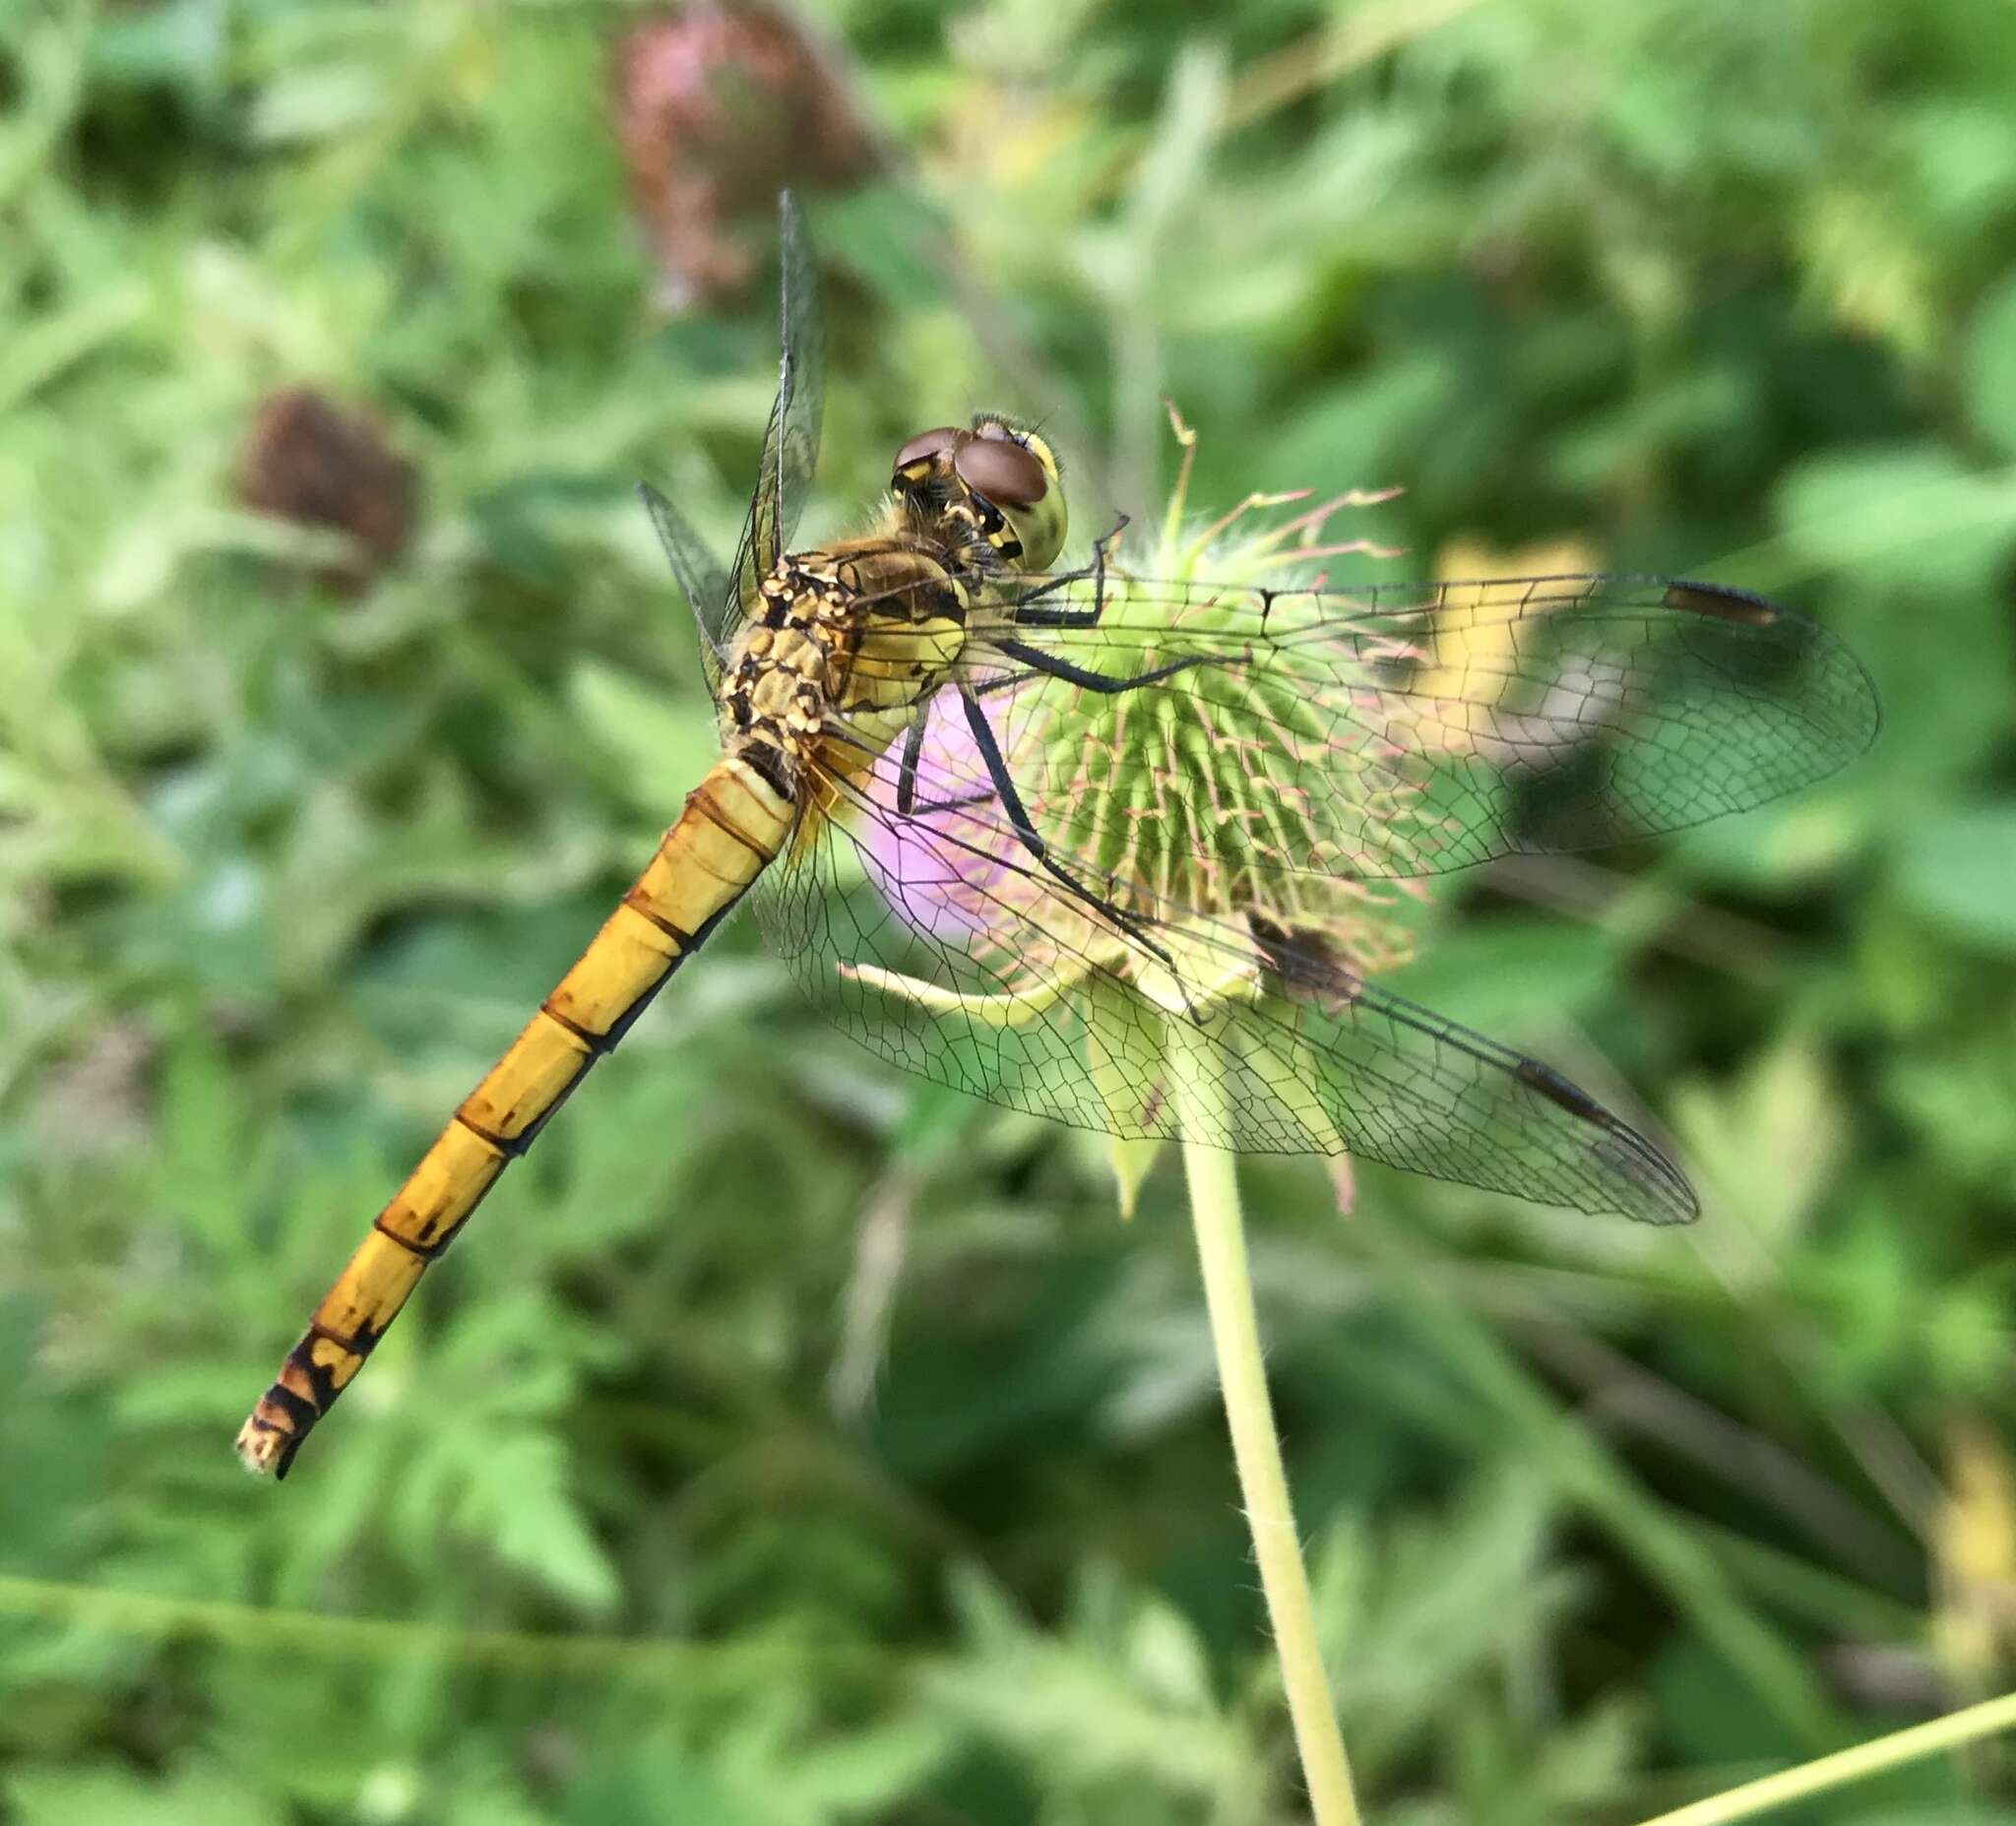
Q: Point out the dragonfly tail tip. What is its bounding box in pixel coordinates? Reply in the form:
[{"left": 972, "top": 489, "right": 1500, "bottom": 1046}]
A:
[{"left": 233, "top": 1414, "right": 298, "bottom": 1480}]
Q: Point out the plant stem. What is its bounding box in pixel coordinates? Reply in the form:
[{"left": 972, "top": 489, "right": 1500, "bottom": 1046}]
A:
[
  {"left": 1632, "top": 1688, "right": 2016, "bottom": 1826},
  {"left": 1179, "top": 1127, "right": 1361, "bottom": 1825}
]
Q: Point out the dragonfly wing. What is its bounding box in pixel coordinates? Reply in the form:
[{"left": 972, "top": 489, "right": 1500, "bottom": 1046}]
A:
[
  {"left": 751, "top": 735, "right": 1695, "bottom": 1224},
  {"left": 952, "top": 572, "right": 1878, "bottom": 884},
  {"left": 721, "top": 190, "right": 824, "bottom": 650},
  {"left": 638, "top": 481, "right": 734, "bottom": 681}
]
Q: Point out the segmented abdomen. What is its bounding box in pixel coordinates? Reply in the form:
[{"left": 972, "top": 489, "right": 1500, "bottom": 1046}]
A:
[{"left": 233, "top": 758, "right": 795, "bottom": 1478}]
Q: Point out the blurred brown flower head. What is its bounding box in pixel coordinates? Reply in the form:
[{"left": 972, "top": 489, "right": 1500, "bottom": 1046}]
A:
[
  {"left": 612, "top": 3, "right": 872, "bottom": 310},
  {"left": 238, "top": 388, "right": 416, "bottom": 588}
]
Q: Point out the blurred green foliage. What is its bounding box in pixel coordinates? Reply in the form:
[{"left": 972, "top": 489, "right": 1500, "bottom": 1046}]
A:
[{"left": 4, "top": 0, "right": 2016, "bottom": 1820}]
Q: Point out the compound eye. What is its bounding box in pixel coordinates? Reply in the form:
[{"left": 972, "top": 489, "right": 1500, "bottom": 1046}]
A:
[
  {"left": 954, "top": 434, "right": 1047, "bottom": 507},
  {"left": 893, "top": 426, "right": 960, "bottom": 472}
]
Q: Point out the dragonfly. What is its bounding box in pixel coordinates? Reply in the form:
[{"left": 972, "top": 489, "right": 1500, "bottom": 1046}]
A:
[{"left": 235, "top": 196, "right": 1878, "bottom": 1478}]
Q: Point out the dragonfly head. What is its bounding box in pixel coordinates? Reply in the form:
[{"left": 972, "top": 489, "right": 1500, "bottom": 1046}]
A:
[{"left": 891, "top": 413, "right": 1067, "bottom": 571}]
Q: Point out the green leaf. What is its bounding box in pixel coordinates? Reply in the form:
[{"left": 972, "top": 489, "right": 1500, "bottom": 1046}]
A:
[
  {"left": 1773, "top": 445, "right": 2016, "bottom": 597},
  {"left": 449, "top": 1425, "right": 621, "bottom": 1616},
  {"left": 4, "top": 1764, "right": 285, "bottom": 1826},
  {"left": 1962, "top": 268, "right": 2016, "bottom": 456},
  {"left": 1670, "top": 1037, "right": 1846, "bottom": 1247},
  {"left": 1381, "top": 916, "right": 1616, "bottom": 1040},
  {"left": 1892, "top": 802, "right": 2016, "bottom": 951},
  {"left": 568, "top": 660, "right": 719, "bottom": 819}
]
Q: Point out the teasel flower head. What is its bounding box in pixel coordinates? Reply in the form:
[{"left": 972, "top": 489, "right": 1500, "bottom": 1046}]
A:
[{"left": 847, "top": 408, "right": 1426, "bottom": 1210}]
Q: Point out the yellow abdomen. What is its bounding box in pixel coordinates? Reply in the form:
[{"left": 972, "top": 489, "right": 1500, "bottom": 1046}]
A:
[{"left": 233, "top": 758, "right": 795, "bottom": 1477}]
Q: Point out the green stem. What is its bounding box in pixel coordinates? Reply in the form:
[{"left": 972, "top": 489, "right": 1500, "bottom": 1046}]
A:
[
  {"left": 1632, "top": 1689, "right": 2016, "bottom": 1826},
  {"left": 1175, "top": 1098, "right": 1361, "bottom": 1824}
]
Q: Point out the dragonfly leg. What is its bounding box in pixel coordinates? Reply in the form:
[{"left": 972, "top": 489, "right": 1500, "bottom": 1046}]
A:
[
  {"left": 894, "top": 708, "right": 925, "bottom": 816},
  {"left": 990, "top": 635, "right": 1206, "bottom": 694},
  {"left": 817, "top": 710, "right": 993, "bottom": 817},
  {"left": 891, "top": 700, "right": 992, "bottom": 819},
  {"left": 956, "top": 688, "right": 1175, "bottom": 969},
  {"left": 1003, "top": 513, "right": 1131, "bottom": 629}
]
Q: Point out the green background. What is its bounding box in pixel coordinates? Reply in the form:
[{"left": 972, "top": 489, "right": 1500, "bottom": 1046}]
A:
[{"left": 5, "top": 1, "right": 2015, "bottom": 1820}]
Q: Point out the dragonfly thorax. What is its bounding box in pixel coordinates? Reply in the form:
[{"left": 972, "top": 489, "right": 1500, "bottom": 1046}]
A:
[{"left": 720, "top": 539, "right": 974, "bottom": 794}]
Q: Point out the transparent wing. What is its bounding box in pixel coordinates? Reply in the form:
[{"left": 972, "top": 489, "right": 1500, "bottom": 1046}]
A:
[
  {"left": 638, "top": 481, "right": 733, "bottom": 684},
  {"left": 904, "top": 571, "right": 1881, "bottom": 887},
  {"left": 747, "top": 567, "right": 1876, "bottom": 1219},
  {"left": 752, "top": 728, "right": 1697, "bottom": 1224},
  {"left": 721, "top": 190, "right": 824, "bottom": 650}
]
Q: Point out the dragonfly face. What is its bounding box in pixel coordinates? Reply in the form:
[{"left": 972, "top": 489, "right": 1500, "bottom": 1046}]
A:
[{"left": 891, "top": 413, "right": 1069, "bottom": 571}]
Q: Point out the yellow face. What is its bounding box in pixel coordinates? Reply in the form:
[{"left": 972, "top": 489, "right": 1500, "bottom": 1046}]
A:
[{"left": 890, "top": 413, "right": 1067, "bottom": 571}]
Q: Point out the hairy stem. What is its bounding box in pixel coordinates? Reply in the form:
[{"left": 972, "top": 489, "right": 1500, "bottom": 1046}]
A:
[{"left": 1174, "top": 1042, "right": 1360, "bottom": 1824}]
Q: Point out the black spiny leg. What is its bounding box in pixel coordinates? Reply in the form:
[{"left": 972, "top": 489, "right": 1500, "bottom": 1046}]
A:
[
  {"left": 956, "top": 689, "right": 1174, "bottom": 968},
  {"left": 990, "top": 636, "right": 1207, "bottom": 694},
  {"left": 893, "top": 695, "right": 994, "bottom": 821},
  {"left": 894, "top": 707, "right": 927, "bottom": 819},
  {"left": 1005, "top": 513, "right": 1130, "bottom": 630}
]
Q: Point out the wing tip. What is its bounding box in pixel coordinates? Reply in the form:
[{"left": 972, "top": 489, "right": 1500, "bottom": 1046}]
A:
[
  {"left": 1513, "top": 1055, "right": 1698, "bottom": 1225},
  {"left": 1664, "top": 577, "right": 1882, "bottom": 772},
  {"left": 1595, "top": 1129, "right": 1701, "bottom": 1225}
]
